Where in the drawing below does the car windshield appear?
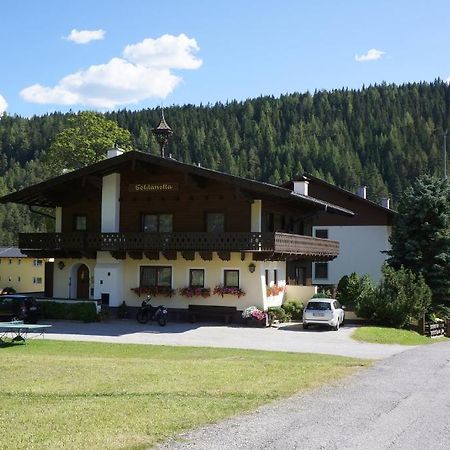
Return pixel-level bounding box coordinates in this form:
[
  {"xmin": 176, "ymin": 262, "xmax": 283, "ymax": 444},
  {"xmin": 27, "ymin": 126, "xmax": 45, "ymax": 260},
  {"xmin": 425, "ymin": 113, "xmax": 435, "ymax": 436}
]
[{"xmin": 306, "ymin": 301, "xmax": 331, "ymax": 311}]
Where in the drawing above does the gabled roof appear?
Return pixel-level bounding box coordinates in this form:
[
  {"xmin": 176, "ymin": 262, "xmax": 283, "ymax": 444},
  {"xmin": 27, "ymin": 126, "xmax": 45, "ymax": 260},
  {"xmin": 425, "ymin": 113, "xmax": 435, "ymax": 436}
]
[
  {"xmin": 0, "ymin": 151, "xmax": 354, "ymax": 216},
  {"xmin": 282, "ymin": 173, "xmax": 395, "ymax": 216}
]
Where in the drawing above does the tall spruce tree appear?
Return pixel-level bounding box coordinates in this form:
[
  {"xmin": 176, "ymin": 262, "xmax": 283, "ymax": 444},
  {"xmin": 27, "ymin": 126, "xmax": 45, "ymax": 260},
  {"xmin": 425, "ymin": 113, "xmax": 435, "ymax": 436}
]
[{"xmin": 388, "ymin": 175, "xmax": 450, "ymax": 305}]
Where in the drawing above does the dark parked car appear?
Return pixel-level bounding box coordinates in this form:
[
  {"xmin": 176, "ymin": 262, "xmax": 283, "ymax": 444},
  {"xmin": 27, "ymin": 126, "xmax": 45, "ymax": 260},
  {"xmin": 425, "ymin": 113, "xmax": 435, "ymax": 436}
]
[{"xmin": 0, "ymin": 295, "xmax": 40, "ymax": 323}]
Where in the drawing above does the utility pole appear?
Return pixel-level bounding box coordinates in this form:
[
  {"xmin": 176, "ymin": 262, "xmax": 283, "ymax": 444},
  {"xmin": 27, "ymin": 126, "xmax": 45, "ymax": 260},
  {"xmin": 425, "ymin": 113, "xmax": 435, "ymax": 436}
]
[{"xmin": 445, "ymin": 130, "xmax": 448, "ymax": 180}]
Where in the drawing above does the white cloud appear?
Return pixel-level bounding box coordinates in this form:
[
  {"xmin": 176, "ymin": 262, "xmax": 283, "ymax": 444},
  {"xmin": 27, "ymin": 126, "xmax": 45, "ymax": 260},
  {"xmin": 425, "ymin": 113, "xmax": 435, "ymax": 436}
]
[
  {"xmin": 20, "ymin": 34, "xmax": 201, "ymax": 109},
  {"xmin": 66, "ymin": 28, "xmax": 106, "ymax": 44},
  {"xmin": 21, "ymin": 58, "xmax": 180, "ymax": 109},
  {"xmin": 355, "ymin": 48, "xmax": 385, "ymax": 62},
  {"xmin": 123, "ymin": 33, "xmax": 202, "ymax": 69},
  {"xmin": 0, "ymin": 94, "xmax": 7, "ymax": 115}
]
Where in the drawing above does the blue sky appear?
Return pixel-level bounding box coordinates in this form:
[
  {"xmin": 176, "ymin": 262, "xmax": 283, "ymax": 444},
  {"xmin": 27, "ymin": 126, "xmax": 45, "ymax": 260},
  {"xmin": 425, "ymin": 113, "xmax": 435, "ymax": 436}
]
[{"xmin": 1, "ymin": 0, "xmax": 449, "ymax": 117}]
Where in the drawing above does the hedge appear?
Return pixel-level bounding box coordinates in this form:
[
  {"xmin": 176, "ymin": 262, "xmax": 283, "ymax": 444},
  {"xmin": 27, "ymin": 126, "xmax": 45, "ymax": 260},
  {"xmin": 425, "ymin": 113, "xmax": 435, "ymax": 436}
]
[{"xmin": 37, "ymin": 301, "xmax": 98, "ymax": 323}]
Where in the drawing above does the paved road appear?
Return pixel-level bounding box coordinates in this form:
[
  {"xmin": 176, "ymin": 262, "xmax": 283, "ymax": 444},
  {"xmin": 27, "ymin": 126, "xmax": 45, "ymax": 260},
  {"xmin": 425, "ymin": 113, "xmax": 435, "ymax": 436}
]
[
  {"xmin": 40, "ymin": 319, "xmax": 411, "ymax": 359},
  {"xmin": 158, "ymin": 341, "xmax": 450, "ymax": 450}
]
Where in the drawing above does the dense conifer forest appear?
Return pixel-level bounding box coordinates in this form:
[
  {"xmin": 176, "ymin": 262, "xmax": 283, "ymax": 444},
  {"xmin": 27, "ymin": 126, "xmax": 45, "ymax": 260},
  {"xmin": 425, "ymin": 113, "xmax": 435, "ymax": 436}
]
[{"xmin": 0, "ymin": 80, "xmax": 449, "ymax": 244}]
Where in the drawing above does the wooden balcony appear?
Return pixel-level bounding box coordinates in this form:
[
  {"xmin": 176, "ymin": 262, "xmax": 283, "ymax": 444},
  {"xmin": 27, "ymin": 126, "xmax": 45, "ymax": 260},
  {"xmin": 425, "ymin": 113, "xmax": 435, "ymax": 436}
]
[{"xmin": 18, "ymin": 232, "xmax": 339, "ymax": 261}]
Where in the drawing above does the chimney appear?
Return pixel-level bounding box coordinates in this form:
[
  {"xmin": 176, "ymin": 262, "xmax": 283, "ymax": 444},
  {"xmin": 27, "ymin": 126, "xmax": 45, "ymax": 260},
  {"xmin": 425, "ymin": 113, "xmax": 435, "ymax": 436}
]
[
  {"xmin": 356, "ymin": 186, "xmax": 367, "ymax": 199},
  {"xmin": 293, "ymin": 178, "xmax": 309, "ymax": 196},
  {"xmin": 107, "ymin": 144, "xmax": 124, "ymax": 159},
  {"xmin": 380, "ymin": 197, "xmax": 390, "ymax": 209}
]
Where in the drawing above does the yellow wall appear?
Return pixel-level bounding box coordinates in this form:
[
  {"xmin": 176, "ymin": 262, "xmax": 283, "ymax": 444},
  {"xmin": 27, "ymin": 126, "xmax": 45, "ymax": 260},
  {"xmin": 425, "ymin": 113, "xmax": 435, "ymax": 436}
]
[
  {"xmin": 0, "ymin": 257, "xmax": 46, "ymax": 293},
  {"xmin": 285, "ymin": 285, "xmax": 318, "ymax": 303},
  {"xmin": 52, "ymin": 252, "xmax": 288, "ymax": 311}
]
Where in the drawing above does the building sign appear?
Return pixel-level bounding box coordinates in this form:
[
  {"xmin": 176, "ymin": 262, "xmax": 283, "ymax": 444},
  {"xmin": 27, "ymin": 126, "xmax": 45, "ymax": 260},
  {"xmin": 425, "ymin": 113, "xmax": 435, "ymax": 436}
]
[{"xmin": 129, "ymin": 183, "xmax": 179, "ymax": 192}]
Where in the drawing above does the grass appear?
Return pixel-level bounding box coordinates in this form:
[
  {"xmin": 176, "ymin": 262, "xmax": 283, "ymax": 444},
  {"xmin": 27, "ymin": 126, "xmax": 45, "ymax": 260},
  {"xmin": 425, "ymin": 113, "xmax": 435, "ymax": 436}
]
[
  {"xmin": 0, "ymin": 340, "xmax": 370, "ymax": 450},
  {"xmin": 352, "ymin": 326, "xmax": 448, "ymax": 345}
]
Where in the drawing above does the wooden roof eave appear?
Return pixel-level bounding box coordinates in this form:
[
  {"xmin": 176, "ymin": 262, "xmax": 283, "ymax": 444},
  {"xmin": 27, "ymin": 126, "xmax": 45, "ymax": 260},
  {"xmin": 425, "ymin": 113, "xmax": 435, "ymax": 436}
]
[{"xmin": 0, "ymin": 151, "xmax": 353, "ymax": 216}]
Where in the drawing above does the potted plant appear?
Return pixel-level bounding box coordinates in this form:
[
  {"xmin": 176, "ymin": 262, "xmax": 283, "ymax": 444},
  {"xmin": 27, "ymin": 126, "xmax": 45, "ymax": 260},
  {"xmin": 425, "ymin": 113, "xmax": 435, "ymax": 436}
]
[{"xmin": 242, "ymin": 306, "xmax": 268, "ymax": 327}]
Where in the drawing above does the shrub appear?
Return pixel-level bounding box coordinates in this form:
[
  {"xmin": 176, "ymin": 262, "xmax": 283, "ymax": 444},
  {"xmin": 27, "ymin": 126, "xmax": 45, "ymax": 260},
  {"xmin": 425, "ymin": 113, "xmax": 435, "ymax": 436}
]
[
  {"xmin": 117, "ymin": 301, "xmax": 129, "ymax": 319},
  {"xmin": 355, "ymin": 264, "xmax": 432, "ymax": 328},
  {"xmin": 312, "ymin": 290, "xmax": 332, "ymax": 299},
  {"xmin": 268, "ymin": 306, "xmax": 291, "ymax": 325},
  {"xmin": 38, "ymin": 301, "xmax": 98, "ymax": 323},
  {"xmin": 336, "ymin": 273, "xmax": 374, "ymax": 309},
  {"xmin": 281, "ymin": 300, "xmax": 304, "ymax": 320}
]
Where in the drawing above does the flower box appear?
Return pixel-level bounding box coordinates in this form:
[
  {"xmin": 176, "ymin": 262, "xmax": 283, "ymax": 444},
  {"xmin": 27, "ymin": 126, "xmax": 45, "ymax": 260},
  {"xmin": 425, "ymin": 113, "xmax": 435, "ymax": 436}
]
[
  {"xmin": 266, "ymin": 285, "xmax": 285, "ymax": 297},
  {"xmin": 179, "ymin": 287, "xmax": 211, "ymax": 298},
  {"xmin": 213, "ymin": 285, "xmax": 246, "ymax": 298},
  {"xmin": 131, "ymin": 286, "xmax": 175, "ymax": 297}
]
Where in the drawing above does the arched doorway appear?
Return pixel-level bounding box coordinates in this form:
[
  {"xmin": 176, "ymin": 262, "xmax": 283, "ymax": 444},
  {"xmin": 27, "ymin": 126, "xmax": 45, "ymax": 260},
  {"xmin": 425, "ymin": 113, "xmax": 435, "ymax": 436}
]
[{"xmin": 76, "ymin": 264, "xmax": 90, "ymax": 298}]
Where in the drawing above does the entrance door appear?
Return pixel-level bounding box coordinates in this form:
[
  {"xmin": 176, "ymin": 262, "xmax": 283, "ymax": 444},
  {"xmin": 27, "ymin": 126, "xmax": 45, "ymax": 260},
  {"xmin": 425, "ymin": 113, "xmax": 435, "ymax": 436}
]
[{"xmin": 76, "ymin": 264, "xmax": 90, "ymax": 298}]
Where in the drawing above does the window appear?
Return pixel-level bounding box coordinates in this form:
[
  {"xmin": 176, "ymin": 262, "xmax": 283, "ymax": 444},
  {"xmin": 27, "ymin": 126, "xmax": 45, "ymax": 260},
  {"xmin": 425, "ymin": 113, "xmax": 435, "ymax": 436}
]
[
  {"xmin": 33, "ymin": 277, "xmax": 43, "ymax": 284},
  {"xmin": 206, "ymin": 213, "xmax": 225, "ymax": 232},
  {"xmin": 266, "ymin": 213, "xmax": 274, "ymax": 232},
  {"xmin": 142, "ymin": 214, "xmax": 173, "ymax": 232},
  {"xmin": 315, "ymin": 262, "xmax": 328, "ymax": 279},
  {"xmin": 274, "ymin": 269, "xmax": 278, "ymax": 285},
  {"xmin": 74, "ymin": 215, "xmax": 87, "ymax": 231},
  {"xmin": 189, "ymin": 269, "xmax": 205, "ymax": 288},
  {"xmin": 265, "ymin": 269, "xmax": 269, "ymax": 287},
  {"xmin": 224, "ymin": 269, "xmax": 239, "ymax": 288},
  {"xmin": 18, "ymin": 276, "xmax": 21, "ymax": 282},
  {"xmin": 18, "ymin": 259, "xmax": 21, "ymax": 265},
  {"xmin": 140, "ymin": 266, "xmax": 172, "ymax": 288},
  {"xmin": 8, "ymin": 259, "xmax": 12, "ymax": 265},
  {"xmin": 33, "ymin": 259, "xmax": 43, "ymax": 267},
  {"xmin": 315, "ymin": 229, "xmax": 329, "ymax": 239}
]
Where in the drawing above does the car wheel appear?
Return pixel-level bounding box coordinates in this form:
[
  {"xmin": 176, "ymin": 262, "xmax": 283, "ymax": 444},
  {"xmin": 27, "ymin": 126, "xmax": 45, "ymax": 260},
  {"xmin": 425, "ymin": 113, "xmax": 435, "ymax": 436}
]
[
  {"xmin": 303, "ymin": 323, "xmax": 309, "ymax": 330},
  {"xmin": 332, "ymin": 322, "xmax": 339, "ymax": 331}
]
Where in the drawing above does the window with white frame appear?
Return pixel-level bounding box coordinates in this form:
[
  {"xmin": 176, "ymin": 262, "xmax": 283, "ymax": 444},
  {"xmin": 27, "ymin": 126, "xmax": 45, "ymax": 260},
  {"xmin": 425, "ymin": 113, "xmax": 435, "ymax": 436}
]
[
  {"xmin": 33, "ymin": 259, "xmax": 43, "ymax": 267},
  {"xmin": 189, "ymin": 269, "xmax": 205, "ymax": 288},
  {"xmin": 33, "ymin": 277, "xmax": 42, "ymax": 284},
  {"xmin": 315, "ymin": 229, "xmax": 329, "ymax": 239},
  {"xmin": 224, "ymin": 269, "xmax": 239, "ymax": 288},
  {"xmin": 140, "ymin": 266, "xmax": 172, "ymax": 287}
]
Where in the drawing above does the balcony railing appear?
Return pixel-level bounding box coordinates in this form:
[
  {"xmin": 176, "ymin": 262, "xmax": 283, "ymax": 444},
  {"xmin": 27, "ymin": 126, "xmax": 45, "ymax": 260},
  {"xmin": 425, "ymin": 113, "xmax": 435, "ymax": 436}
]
[{"xmin": 18, "ymin": 232, "xmax": 339, "ymax": 259}]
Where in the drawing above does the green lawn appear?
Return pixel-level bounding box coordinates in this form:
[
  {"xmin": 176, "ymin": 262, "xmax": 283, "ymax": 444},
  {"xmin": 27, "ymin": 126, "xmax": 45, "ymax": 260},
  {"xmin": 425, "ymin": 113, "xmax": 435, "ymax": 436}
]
[
  {"xmin": 352, "ymin": 326, "xmax": 448, "ymax": 345},
  {"xmin": 0, "ymin": 340, "xmax": 369, "ymax": 450}
]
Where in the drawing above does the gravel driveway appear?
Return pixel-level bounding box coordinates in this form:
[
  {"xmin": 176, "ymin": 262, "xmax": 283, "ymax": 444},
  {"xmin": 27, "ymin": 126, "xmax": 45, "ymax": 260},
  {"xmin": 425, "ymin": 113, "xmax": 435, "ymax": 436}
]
[
  {"xmin": 41, "ymin": 319, "xmax": 411, "ymax": 359},
  {"xmin": 158, "ymin": 340, "xmax": 450, "ymax": 450}
]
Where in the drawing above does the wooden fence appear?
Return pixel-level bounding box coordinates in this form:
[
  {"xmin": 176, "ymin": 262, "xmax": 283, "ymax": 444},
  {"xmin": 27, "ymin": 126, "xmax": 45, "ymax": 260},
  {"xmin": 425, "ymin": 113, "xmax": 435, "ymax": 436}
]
[{"xmin": 417, "ymin": 316, "xmax": 450, "ymax": 338}]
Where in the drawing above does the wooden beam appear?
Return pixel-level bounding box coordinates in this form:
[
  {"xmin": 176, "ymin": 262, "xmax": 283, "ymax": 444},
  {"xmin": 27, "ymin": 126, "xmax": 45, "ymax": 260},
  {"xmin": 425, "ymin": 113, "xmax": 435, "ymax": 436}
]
[
  {"xmin": 144, "ymin": 251, "xmax": 159, "ymax": 260},
  {"xmin": 199, "ymin": 251, "xmax": 212, "ymax": 261},
  {"xmin": 240, "ymin": 252, "xmax": 246, "ymax": 261},
  {"xmin": 129, "ymin": 251, "xmax": 143, "ymax": 260},
  {"xmin": 217, "ymin": 251, "xmax": 230, "ymax": 261},
  {"xmin": 110, "ymin": 251, "xmax": 126, "ymax": 260},
  {"xmin": 181, "ymin": 251, "xmax": 195, "ymax": 261},
  {"xmin": 162, "ymin": 250, "xmax": 177, "ymax": 260}
]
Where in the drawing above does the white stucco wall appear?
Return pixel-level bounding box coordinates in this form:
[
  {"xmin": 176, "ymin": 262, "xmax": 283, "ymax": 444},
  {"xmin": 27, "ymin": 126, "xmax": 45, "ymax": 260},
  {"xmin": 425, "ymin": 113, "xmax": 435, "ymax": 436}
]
[
  {"xmin": 53, "ymin": 258, "xmax": 96, "ymax": 299},
  {"xmin": 312, "ymin": 225, "xmax": 391, "ymax": 285},
  {"xmin": 101, "ymin": 173, "xmax": 121, "ymax": 232}
]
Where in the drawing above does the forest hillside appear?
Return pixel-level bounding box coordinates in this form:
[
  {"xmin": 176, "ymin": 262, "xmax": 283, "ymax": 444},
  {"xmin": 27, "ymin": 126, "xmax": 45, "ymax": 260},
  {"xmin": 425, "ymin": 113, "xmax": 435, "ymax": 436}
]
[{"xmin": 0, "ymin": 80, "xmax": 448, "ymax": 244}]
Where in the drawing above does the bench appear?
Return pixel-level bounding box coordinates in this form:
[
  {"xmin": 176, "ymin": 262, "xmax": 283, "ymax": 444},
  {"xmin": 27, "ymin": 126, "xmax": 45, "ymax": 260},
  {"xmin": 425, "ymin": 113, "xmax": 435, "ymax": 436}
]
[{"xmin": 188, "ymin": 304, "xmax": 237, "ymax": 324}]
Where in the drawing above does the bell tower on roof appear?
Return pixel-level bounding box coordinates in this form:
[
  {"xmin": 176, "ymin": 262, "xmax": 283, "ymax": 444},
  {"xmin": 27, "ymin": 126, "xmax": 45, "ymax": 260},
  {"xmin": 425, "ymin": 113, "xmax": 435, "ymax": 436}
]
[{"xmin": 152, "ymin": 109, "xmax": 173, "ymax": 158}]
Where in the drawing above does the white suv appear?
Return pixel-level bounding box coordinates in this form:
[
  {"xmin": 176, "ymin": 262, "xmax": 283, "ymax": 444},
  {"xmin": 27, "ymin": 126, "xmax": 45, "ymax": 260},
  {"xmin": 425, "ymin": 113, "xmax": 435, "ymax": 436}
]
[{"xmin": 302, "ymin": 299, "xmax": 345, "ymax": 331}]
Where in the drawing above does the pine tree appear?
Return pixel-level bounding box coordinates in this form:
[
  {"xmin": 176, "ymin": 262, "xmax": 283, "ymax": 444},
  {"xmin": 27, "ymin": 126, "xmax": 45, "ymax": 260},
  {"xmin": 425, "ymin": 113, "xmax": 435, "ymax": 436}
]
[{"xmin": 388, "ymin": 175, "xmax": 450, "ymax": 305}]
